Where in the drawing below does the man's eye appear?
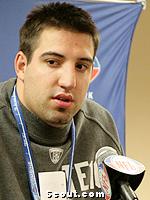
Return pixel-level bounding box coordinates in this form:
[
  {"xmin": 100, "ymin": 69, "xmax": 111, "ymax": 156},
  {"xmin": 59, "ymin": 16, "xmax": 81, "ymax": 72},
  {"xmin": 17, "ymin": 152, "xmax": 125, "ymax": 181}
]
[
  {"xmin": 46, "ymin": 59, "xmax": 60, "ymax": 67},
  {"xmin": 76, "ymin": 63, "xmax": 88, "ymax": 72},
  {"xmin": 47, "ymin": 60, "xmax": 57, "ymax": 65}
]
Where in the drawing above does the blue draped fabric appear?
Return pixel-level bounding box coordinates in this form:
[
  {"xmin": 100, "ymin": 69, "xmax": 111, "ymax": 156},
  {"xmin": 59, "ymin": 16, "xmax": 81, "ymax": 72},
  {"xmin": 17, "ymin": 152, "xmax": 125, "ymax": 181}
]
[{"xmin": 0, "ymin": 0, "xmax": 142, "ymax": 149}]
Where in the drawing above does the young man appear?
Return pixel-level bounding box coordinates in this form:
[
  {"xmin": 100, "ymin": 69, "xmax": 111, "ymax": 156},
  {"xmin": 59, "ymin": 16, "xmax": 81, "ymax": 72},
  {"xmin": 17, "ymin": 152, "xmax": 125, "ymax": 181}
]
[{"xmin": 0, "ymin": 2, "xmax": 122, "ymax": 199}]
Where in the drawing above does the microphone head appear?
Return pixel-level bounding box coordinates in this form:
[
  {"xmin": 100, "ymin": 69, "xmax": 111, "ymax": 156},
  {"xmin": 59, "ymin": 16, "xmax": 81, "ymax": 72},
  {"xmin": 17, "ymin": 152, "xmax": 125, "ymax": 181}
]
[
  {"xmin": 95, "ymin": 146, "xmax": 145, "ymax": 199},
  {"xmin": 104, "ymin": 155, "xmax": 145, "ymax": 191},
  {"xmin": 95, "ymin": 146, "xmax": 117, "ymax": 165},
  {"xmin": 104, "ymin": 155, "xmax": 145, "ymax": 175},
  {"xmin": 95, "ymin": 146, "xmax": 117, "ymax": 200}
]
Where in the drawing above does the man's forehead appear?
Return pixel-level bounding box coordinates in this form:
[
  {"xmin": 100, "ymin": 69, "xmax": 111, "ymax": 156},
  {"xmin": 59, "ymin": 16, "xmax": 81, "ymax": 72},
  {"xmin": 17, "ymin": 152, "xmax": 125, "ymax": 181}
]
[{"xmin": 33, "ymin": 27, "xmax": 95, "ymax": 59}]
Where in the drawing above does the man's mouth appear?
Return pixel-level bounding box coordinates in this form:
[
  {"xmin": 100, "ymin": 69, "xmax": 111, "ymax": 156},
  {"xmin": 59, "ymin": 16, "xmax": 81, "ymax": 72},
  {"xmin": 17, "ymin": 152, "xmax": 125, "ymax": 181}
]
[{"xmin": 52, "ymin": 93, "xmax": 73, "ymax": 108}]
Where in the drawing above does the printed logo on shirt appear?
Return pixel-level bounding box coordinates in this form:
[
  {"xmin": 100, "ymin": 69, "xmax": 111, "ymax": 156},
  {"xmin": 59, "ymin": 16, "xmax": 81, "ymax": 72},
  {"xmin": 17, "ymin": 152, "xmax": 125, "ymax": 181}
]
[
  {"xmin": 62, "ymin": 160, "xmax": 101, "ymax": 192},
  {"xmin": 49, "ymin": 148, "xmax": 64, "ymax": 164}
]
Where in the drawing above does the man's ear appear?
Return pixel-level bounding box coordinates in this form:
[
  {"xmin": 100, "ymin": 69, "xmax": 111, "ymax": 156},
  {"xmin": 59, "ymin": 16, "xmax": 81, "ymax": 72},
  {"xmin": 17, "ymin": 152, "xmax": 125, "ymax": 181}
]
[{"xmin": 14, "ymin": 51, "xmax": 27, "ymax": 81}]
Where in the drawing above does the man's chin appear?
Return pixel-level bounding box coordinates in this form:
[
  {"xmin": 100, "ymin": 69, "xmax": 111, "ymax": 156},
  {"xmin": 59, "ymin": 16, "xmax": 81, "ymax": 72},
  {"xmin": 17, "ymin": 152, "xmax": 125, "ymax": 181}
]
[
  {"xmin": 45, "ymin": 117, "xmax": 71, "ymax": 128},
  {"xmin": 43, "ymin": 108, "xmax": 76, "ymax": 128}
]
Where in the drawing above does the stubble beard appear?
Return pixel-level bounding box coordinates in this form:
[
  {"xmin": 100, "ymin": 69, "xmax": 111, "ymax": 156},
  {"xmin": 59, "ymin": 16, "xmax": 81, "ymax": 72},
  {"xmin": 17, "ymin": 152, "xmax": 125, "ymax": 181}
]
[{"xmin": 39, "ymin": 105, "xmax": 76, "ymax": 128}]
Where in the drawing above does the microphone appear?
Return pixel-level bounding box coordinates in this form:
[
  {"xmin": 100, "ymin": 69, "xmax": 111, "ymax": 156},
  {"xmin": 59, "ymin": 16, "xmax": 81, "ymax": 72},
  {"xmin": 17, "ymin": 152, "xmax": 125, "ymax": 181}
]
[{"xmin": 95, "ymin": 146, "xmax": 145, "ymax": 200}]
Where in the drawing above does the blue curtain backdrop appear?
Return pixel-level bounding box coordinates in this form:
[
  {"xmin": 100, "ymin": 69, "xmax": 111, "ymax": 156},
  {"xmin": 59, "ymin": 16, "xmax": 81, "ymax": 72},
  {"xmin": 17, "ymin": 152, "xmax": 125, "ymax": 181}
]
[{"xmin": 0, "ymin": 0, "xmax": 142, "ymax": 149}]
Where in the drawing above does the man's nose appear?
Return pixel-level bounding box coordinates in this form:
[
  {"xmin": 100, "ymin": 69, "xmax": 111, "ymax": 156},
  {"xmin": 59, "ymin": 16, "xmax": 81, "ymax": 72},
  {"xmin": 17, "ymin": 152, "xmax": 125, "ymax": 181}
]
[{"xmin": 58, "ymin": 64, "xmax": 77, "ymax": 90}]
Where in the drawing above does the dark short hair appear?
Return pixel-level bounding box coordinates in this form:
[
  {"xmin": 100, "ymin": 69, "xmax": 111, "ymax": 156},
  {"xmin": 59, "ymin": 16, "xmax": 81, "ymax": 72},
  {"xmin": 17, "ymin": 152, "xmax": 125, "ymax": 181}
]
[{"xmin": 19, "ymin": 2, "xmax": 99, "ymax": 63}]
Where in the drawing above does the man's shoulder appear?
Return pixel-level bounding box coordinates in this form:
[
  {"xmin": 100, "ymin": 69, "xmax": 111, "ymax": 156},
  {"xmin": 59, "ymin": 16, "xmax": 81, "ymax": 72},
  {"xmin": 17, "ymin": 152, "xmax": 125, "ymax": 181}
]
[
  {"xmin": 79, "ymin": 99, "xmax": 122, "ymax": 153},
  {"xmin": 80, "ymin": 99, "xmax": 119, "ymax": 138},
  {"xmin": 0, "ymin": 78, "xmax": 16, "ymax": 109},
  {"xmin": 81, "ymin": 98, "xmax": 113, "ymax": 124}
]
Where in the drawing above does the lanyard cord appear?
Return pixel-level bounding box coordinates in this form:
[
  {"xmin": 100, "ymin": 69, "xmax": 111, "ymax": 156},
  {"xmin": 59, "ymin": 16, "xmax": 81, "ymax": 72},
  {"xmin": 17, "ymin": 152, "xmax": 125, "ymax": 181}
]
[
  {"xmin": 10, "ymin": 86, "xmax": 76, "ymax": 200},
  {"xmin": 67, "ymin": 120, "xmax": 76, "ymax": 194}
]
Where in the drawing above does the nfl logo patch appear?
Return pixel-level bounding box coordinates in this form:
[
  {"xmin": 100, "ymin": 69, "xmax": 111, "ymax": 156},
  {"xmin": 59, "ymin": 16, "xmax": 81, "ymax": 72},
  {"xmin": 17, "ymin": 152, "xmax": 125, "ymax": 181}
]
[
  {"xmin": 49, "ymin": 148, "xmax": 64, "ymax": 164},
  {"xmin": 91, "ymin": 56, "xmax": 101, "ymax": 82}
]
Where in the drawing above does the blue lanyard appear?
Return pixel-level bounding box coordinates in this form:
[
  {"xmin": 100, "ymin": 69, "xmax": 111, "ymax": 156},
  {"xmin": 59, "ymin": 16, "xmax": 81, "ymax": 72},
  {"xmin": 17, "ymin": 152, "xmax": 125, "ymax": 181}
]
[{"xmin": 10, "ymin": 86, "xmax": 76, "ymax": 200}]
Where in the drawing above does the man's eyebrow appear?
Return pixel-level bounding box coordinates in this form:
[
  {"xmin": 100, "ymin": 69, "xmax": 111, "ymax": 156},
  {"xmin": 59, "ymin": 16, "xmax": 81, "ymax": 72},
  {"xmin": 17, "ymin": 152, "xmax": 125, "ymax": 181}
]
[
  {"xmin": 40, "ymin": 51, "xmax": 93, "ymax": 63},
  {"xmin": 79, "ymin": 57, "xmax": 93, "ymax": 64},
  {"xmin": 40, "ymin": 51, "xmax": 64, "ymax": 59}
]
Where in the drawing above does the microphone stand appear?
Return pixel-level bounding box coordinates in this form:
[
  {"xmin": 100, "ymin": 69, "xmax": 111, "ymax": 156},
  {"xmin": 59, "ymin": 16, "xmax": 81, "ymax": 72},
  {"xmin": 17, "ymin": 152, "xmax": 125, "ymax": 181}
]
[{"xmin": 120, "ymin": 182, "xmax": 139, "ymax": 200}]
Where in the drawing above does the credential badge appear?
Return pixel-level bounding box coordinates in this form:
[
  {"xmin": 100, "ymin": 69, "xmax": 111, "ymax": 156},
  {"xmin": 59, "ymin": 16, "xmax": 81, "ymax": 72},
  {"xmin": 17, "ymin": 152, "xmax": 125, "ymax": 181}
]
[{"xmin": 49, "ymin": 148, "xmax": 64, "ymax": 164}]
